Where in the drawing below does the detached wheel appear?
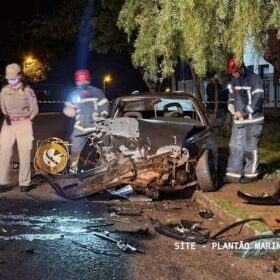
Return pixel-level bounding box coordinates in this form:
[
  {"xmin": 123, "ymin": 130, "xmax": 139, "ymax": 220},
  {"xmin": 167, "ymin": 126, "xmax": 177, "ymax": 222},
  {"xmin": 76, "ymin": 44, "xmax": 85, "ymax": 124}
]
[{"xmin": 195, "ymin": 149, "xmax": 217, "ymax": 192}]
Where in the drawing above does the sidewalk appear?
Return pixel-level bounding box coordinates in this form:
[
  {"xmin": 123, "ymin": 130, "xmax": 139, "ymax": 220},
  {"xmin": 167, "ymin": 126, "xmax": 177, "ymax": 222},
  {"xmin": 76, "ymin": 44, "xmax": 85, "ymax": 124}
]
[{"xmin": 194, "ymin": 180, "xmax": 279, "ymax": 235}]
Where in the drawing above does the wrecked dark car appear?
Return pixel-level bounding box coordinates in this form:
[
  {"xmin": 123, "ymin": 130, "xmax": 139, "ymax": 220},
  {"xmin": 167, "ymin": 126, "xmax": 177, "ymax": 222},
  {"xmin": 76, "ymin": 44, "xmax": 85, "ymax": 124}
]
[{"xmin": 37, "ymin": 92, "xmax": 218, "ymax": 199}]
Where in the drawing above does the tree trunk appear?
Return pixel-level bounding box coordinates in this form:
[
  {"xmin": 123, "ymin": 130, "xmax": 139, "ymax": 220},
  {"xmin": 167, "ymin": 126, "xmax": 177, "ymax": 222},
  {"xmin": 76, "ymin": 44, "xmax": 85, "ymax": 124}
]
[
  {"xmin": 171, "ymin": 73, "xmax": 177, "ymax": 91},
  {"xmin": 264, "ymin": 29, "xmax": 280, "ymax": 85},
  {"xmin": 145, "ymin": 80, "xmax": 157, "ymax": 94},
  {"xmin": 213, "ymin": 79, "xmax": 219, "ymax": 120},
  {"xmin": 187, "ymin": 62, "xmax": 203, "ymax": 102}
]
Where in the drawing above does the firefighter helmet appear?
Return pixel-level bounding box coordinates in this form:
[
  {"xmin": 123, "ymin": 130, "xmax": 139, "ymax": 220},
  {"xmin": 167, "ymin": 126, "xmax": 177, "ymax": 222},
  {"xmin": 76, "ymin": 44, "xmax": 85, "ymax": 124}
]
[
  {"xmin": 75, "ymin": 69, "xmax": 90, "ymax": 83},
  {"xmin": 227, "ymin": 58, "xmax": 242, "ymax": 75}
]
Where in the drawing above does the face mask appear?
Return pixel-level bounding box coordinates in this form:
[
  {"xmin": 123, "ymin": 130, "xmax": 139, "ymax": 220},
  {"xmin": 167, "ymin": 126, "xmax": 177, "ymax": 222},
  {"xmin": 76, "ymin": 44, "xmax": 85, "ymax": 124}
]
[{"xmin": 8, "ymin": 78, "xmax": 20, "ymax": 85}]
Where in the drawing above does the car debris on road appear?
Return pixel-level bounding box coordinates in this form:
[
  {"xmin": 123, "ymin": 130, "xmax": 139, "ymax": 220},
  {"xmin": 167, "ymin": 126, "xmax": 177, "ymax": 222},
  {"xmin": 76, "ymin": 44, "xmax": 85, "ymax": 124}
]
[{"xmin": 238, "ymin": 182, "xmax": 280, "ymax": 205}]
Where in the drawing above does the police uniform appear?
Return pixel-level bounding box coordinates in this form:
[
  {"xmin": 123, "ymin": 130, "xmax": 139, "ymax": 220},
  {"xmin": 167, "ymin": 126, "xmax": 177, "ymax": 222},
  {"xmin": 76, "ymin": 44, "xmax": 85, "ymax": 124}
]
[
  {"xmin": 226, "ymin": 68, "xmax": 264, "ymax": 182},
  {"xmin": 0, "ymin": 68, "xmax": 39, "ymax": 187},
  {"xmin": 65, "ymin": 85, "xmax": 109, "ymax": 171}
]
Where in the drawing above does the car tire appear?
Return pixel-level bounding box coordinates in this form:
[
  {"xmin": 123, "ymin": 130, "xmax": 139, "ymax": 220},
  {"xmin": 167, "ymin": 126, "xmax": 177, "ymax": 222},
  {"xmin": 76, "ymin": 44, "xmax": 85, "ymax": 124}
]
[{"xmin": 195, "ymin": 149, "xmax": 217, "ymax": 192}]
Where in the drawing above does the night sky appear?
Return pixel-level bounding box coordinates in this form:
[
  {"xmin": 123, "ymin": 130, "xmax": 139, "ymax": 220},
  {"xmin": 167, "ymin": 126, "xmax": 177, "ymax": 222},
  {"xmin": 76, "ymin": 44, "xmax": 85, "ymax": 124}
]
[{"xmin": 0, "ymin": 1, "xmax": 148, "ymax": 99}]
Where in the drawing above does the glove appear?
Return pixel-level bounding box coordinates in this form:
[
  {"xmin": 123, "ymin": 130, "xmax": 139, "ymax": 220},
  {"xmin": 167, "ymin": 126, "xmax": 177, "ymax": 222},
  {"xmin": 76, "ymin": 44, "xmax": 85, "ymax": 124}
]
[{"xmin": 63, "ymin": 106, "xmax": 76, "ymax": 118}]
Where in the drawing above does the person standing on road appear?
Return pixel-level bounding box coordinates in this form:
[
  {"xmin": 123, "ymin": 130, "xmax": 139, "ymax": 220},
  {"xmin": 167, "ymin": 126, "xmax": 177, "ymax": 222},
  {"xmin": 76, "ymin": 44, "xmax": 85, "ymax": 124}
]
[
  {"xmin": 63, "ymin": 69, "xmax": 109, "ymax": 173},
  {"xmin": 0, "ymin": 63, "xmax": 39, "ymax": 192},
  {"xmin": 224, "ymin": 58, "xmax": 265, "ymax": 184}
]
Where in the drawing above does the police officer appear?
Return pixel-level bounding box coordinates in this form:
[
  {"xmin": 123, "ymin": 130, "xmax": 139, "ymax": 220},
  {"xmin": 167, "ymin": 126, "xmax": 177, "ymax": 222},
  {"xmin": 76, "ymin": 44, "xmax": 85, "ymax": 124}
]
[
  {"xmin": 63, "ymin": 69, "xmax": 109, "ymax": 173},
  {"xmin": 224, "ymin": 58, "xmax": 264, "ymax": 184},
  {"xmin": 0, "ymin": 63, "xmax": 39, "ymax": 191}
]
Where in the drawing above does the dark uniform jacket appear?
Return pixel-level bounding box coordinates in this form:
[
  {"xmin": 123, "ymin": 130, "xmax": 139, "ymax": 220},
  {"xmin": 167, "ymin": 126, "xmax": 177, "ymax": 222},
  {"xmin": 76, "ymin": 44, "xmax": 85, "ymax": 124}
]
[
  {"xmin": 228, "ymin": 68, "xmax": 264, "ymax": 126},
  {"xmin": 73, "ymin": 86, "xmax": 109, "ymax": 132}
]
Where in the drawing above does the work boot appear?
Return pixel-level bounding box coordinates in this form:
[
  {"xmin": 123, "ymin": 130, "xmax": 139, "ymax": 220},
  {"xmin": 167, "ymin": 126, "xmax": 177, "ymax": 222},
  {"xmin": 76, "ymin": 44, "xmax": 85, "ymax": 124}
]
[
  {"xmin": 223, "ymin": 176, "xmax": 240, "ymax": 184},
  {"xmin": 20, "ymin": 185, "xmax": 32, "ymax": 192},
  {"xmin": 240, "ymin": 177, "xmax": 258, "ymax": 184}
]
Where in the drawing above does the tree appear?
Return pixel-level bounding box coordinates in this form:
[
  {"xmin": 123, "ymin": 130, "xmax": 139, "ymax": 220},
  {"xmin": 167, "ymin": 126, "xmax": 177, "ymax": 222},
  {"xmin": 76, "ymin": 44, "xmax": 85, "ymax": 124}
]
[
  {"xmin": 117, "ymin": 0, "xmax": 280, "ymax": 97},
  {"xmin": 29, "ymin": 0, "xmax": 128, "ymax": 55},
  {"xmin": 23, "ymin": 57, "xmax": 50, "ymax": 83}
]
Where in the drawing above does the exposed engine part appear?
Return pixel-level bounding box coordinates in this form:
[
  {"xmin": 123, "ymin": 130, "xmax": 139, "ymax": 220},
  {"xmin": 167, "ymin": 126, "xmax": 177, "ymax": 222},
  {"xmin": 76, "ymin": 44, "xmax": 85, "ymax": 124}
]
[{"xmin": 36, "ymin": 117, "xmax": 217, "ymax": 199}]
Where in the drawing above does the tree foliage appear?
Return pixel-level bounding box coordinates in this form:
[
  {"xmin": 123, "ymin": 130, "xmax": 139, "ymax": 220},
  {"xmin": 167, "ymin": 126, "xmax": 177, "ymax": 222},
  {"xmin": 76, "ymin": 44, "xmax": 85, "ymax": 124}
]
[
  {"xmin": 118, "ymin": 0, "xmax": 280, "ymax": 82},
  {"xmin": 29, "ymin": 0, "xmax": 127, "ymax": 55},
  {"xmin": 23, "ymin": 58, "xmax": 50, "ymax": 83}
]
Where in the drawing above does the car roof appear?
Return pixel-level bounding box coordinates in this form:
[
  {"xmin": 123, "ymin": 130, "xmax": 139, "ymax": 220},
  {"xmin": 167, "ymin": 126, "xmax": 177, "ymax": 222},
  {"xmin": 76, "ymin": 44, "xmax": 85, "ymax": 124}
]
[{"xmin": 115, "ymin": 91, "xmax": 197, "ymax": 100}]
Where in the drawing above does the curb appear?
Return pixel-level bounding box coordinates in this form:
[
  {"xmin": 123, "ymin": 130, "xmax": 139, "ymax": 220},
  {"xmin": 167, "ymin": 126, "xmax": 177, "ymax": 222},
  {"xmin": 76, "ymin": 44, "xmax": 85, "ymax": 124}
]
[{"xmin": 194, "ymin": 190, "xmax": 261, "ymax": 236}]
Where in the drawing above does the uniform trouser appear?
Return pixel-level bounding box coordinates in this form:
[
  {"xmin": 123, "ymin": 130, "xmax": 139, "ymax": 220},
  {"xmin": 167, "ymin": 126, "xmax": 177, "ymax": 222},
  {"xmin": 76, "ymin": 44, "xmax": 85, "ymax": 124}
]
[
  {"xmin": 0, "ymin": 120, "xmax": 34, "ymax": 186},
  {"xmin": 69, "ymin": 128, "xmax": 89, "ymax": 170},
  {"xmin": 226, "ymin": 123, "xmax": 263, "ymax": 179}
]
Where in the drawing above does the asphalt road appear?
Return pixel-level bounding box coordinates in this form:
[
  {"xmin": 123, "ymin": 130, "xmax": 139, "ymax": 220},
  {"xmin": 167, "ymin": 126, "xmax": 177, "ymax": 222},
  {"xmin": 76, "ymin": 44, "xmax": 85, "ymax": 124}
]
[{"xmin": 0, "ymin": 198, "xmax": 128, "ymax": 280}]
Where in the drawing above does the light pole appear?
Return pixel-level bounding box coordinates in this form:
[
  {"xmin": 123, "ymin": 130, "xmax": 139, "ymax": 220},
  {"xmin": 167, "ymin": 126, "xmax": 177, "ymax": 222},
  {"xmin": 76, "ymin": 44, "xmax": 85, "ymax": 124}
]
[{"xmin": 103, "ymin": 74, "xmax": 112, "ymax": 94}]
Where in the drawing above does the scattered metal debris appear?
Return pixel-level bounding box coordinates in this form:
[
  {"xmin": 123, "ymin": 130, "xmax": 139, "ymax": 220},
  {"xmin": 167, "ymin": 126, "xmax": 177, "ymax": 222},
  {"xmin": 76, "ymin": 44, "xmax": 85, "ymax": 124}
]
[
  {"xmin": 267, "ymin": 265, "xmax": 280, "ymax": 273},
  {"xmin": 72, "ymin": 240, "xmax": 119, "ymax": 256},
  {"xmin": 108, "ymin": 185, "xmax": 133, "ymax": 198},
  {"xmin": 107, "ymin": 207, "xmax": 143, "ymax": 217},
  {"xmin": 149, "ymin": 217, "xmax": 209, "ymax": 244},
  {"xmin": 238, "ymin": 182, "xmax": 280, "ymax": 205},
  {"xmin": 199, "ymin": 209, "xmax": 214, "ymax": 219},
  {"xmin": 180, "ymin": 220, "xmax": 202, "ymax": 231},
  {"xmin": 92, "ymin": 231, "xmax": 145, "ymax": 254},
  {"xmin": 150, "ymin": 217, "xmax": 280, "ymax": 248}
]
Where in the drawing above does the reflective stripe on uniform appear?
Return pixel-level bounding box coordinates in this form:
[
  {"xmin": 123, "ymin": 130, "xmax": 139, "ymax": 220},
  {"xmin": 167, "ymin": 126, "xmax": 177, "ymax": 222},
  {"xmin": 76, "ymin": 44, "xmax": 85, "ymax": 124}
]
[
  {"xmin": 246, "ymin": 105, "xmax": 253, "ymax": 113},
  {"xmin": 234, "ymin": 116, "xmax": 264, "ymax": 125},
  {"xmin": 251, "ymin": 88, "xmax": 264, "ymax": 95},
  {"xmin": 252, "ymin": 150, "xmax": 258, "ymax": 174},
  {"xmin": 74, "ymin": 123, "xmax": 96, "ymax": 132},
  {"xmin": 244, "ymin": 173, "xmax": 258, "ymax": 178},
  {"xmin": 80, "ymin": 98, "xmax": 98, "ymax": 103},
  {"xmin": 100, "ymin": 110, "xmax": 109, "ymax": 116},
  {"xmin": 97, "ymin": 98, "xmax": 108, "ymax": 106},
  {"xmin": 225, "ymin": 172, "xmax": 242, "ymax": 178}
]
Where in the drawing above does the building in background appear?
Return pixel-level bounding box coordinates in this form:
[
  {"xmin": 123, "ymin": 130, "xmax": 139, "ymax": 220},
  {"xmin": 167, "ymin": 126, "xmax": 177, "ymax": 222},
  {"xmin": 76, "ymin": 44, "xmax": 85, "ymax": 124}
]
[{"xmin": 177, "ymin": 44, "xmax": 280, "ymax": 109}]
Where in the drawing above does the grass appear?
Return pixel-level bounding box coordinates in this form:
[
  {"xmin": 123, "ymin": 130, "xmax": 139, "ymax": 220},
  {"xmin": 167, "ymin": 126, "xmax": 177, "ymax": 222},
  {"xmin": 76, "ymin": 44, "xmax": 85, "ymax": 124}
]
[{"xmin": 216, "ymin": 200, "xmax": 271, "ymax": 233}]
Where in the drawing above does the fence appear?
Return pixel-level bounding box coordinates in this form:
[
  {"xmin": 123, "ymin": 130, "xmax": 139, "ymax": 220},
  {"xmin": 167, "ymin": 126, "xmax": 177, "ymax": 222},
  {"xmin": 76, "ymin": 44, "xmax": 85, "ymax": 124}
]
[{"xmin": 178, "ymin": 78, "xmax": 280, "ymax": 108}]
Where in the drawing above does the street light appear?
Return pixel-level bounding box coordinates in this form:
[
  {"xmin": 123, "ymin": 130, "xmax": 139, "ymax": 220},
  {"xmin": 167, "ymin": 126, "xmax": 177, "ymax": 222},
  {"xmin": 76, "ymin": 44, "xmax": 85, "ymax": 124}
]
[
  {"xmin": 23, "ymin": 56, "xmax": 35, "ymax": 72},
  {"xmin": 103, "ymin": 74, "xmax": 112, "ymax": 93},
  {"xmin": 165, "ymin": 87, "xmax": 171, "ymax": 93}
]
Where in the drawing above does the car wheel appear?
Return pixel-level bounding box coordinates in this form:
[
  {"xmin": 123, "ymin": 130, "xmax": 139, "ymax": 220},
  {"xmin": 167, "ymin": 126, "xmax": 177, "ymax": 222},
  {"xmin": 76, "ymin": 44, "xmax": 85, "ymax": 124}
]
[{"xmin": 195, "ymin": 149, "xmax": 217, "ymax": 192}]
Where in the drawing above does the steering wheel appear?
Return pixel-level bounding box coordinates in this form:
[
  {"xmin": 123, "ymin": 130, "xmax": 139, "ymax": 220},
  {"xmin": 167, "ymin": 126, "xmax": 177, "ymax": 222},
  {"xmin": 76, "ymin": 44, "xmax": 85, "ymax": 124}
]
[{"xmin": 163, "ymin": 102, "xmax": 184, "ymax": 117}]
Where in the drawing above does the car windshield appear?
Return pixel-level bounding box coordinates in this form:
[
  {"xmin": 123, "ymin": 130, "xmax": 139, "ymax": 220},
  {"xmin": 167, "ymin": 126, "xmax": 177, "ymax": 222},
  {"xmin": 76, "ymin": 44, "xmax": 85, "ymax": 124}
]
[{"xmin": 117, "ymin": 97, "xmax": 203, "ymax": 123}]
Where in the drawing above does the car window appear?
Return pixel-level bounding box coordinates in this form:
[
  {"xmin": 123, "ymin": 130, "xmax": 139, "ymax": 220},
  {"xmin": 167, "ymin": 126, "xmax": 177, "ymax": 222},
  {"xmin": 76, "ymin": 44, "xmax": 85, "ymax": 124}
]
[
  {"xmin": 116, "ymin": 97, "xmax": 203, "ymax": 123},
  {"xmin": 154, "ymin": 98, "xmax": 194, "ymax": 111}
]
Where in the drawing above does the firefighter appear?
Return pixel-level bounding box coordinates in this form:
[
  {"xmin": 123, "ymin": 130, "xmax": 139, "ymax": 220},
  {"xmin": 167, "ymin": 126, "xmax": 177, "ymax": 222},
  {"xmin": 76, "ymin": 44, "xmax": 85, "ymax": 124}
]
[
  {"xmin": 0, "ymin": 63, "xmax": 39, "ymax": 192},
  {"xmin": 63, "ymin": 69, "xmax": 109, "ymax": 173},
  {"xmin": 224, "ymin": 58, "xmax": 264, "ymax": 184}
]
